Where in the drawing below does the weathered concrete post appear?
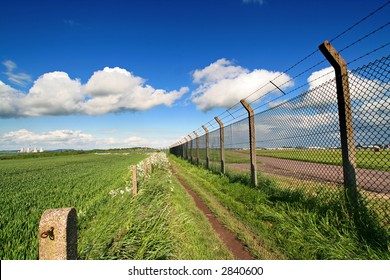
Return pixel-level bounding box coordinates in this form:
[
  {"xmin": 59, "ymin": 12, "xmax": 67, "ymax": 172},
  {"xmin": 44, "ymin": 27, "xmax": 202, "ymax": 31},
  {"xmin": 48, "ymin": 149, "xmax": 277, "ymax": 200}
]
[
  {"xmin": 215, "ymin": 117, "xmax": 225, "ymax": 174},
  {"xmin": 132, "ymin": 165, "xmax": 137, "ymax": 197},
  {"xmin": 184, "ymin": 137, "xmax": 189, "ymax": 160},
  {"xmin": 39, "ymin": 208, "xmax": 77, "ymax": 260},
  {"xmin": 194, "ymin": 131, "xmax": 200, "ymax": 165},
  {"xmin": 188, "ymin": 134, "xmax": 193, "ymax": 163},
  {"xmin": 144, "ymin": 159, "xmax": 148, "ymax": 176},
  {"xmin": 240, "ymin": 99, "xmax": 258, "ymax": 188},
  {"xmin": 202, "ymin": 125, "xmax": 210, "ymax": 169},
  {"xmin": 319, "ymin": 40, "xmax": 357, "ymax": 207},
  {"xmin": 181, "ymin": 141, "xmax": 185, "ymax": 159}
]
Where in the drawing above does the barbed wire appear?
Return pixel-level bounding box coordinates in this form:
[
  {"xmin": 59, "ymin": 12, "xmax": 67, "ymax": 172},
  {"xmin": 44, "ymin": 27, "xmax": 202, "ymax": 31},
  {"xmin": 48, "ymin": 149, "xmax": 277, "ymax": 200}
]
[{"xmin": 329, "ymin": 0, "xmax": 390, "ymax": 43}]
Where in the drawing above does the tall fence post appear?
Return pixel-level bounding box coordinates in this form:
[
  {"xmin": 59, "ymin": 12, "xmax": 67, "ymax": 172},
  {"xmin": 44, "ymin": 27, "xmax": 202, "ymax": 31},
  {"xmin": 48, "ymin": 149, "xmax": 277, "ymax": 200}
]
[
  {"xmin": 184, "ymin": 137, "xmax": 189, "ymax": 160},
  {"xmin": 215, "ymin": 117, "xmax": 225, "ymax": 174},
  {"xmin": 240, "ymin": 99, "xmax": 258, "ymax": 188},
  {"xmin": 132, "ymin": 165, "xmax": 137, "ymax": 197},
  {"xmin": 183, "ymin": 137, "xmax": 188, "ymax": 159},
  {"xmin": 188, "ymin": 134, "xmax": 193, "ymax": 163},
  {"xmin": 181, "ymin": 141, "xmax": 185, "ymax": 159},
  {"xmin": 319, "ymin": 41, "xmax": 358, "ymax": 209},
  {"xmin": 194, "ymin": 131, "xmax": 199, "ymax": 165},
  {"xmin": 202, "ymin": 125, "xmax": 210, "ymax": 169},
  {"xmin": 39, "ymin": 208, "xmax": 77, "ymax": 260}
]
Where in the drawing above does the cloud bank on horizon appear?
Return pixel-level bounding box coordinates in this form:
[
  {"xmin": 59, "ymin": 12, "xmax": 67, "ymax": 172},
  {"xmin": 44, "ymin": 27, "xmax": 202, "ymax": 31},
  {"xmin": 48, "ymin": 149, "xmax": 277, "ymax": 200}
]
[{"xmin": 0, "ymin": 128, "xmax": 149, "ymax": 150}]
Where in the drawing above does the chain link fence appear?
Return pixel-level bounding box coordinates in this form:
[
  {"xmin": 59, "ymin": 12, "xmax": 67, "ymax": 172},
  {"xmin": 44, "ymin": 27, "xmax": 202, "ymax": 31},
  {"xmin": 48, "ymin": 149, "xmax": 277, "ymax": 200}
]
[{"xmin": 170, "ymin": 54, "xmax": 390, "ymax": 231}]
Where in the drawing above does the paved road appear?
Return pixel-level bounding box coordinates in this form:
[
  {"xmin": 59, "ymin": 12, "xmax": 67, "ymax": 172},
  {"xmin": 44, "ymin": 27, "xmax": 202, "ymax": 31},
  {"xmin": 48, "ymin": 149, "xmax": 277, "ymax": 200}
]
[{"xmin": 227, "ymin": 153, "xmax": 390, "ymax": 195}]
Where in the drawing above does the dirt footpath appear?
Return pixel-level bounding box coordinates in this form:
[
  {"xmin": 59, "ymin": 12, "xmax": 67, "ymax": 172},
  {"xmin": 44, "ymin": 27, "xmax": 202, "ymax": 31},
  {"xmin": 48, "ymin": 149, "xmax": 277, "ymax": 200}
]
[{"xmin": 172, "ymin": 168, "xmax": 254, "ymax": 260}]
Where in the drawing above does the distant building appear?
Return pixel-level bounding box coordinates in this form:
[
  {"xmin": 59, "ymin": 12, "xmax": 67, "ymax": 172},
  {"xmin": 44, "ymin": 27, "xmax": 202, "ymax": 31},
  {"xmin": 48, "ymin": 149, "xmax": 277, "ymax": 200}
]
[{"xmin": 19, "ymin": 147, "xmax": 44, "ymax": 153}]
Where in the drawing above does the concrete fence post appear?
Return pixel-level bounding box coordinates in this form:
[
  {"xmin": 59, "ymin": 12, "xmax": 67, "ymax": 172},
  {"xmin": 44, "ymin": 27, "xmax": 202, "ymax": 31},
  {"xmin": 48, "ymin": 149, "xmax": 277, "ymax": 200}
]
[
  {"xmin": 188, "ymin": 134, "xmax": 193, "ymax": 163},
  {"xmin": 39, "ymin": 208, "xmax": 77, "ymax": 260},
  {"xmin": 194, "ymin": 131, "xmax": 199, "ymax": 165},
  {"xmin": 319, "ymin": 40, "xmax": 357, "ymax": 208},
  {"xmin": 215, "ymin": 117, "xmax": 225, "ymax": 174},
  {"xmin": 132, "ymin": 165, "xmax": 137, "ymax": 197},
  {"xmin": 240, "ymin": 99, "xmax": 258, "ymax": 188},
  {"xmin": 184, "ymin": 137, "xmax": 189, "ymax": 160},
  {"xmin": 202, "ymin": 125, "xmax": 210, "ymax": 169},
  {"xmin": 144, "ymin": 159, "xmax": 147, "ymax": 176}
]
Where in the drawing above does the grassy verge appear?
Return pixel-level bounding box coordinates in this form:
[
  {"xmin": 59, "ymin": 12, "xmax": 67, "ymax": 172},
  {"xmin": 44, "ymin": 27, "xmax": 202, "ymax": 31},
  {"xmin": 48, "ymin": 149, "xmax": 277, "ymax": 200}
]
[
  {"xmin": 169, "ymin": 171, "xmax": 233, "ymax": 259},
  {"xmin": 84, "ymin": 155, "xmax": 233, "ymax": 260},
  {"xmin": 170, "ymin": 155, "xmax": 390, "ymax": 259}
]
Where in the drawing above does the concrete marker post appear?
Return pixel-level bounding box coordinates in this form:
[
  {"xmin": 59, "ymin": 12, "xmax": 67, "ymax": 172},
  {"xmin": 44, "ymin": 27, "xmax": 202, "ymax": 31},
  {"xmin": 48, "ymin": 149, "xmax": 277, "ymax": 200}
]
[{"xmin": 39, "ymin": 208, "xmax": 77, "ymax": 260}]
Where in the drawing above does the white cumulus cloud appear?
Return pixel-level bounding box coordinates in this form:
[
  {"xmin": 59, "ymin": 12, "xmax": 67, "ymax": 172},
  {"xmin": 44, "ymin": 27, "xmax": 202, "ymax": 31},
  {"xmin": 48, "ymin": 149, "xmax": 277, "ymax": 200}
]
[
  {"xmin": 22, "ymin": 72, "xmax": 84, "ymax": 116},
  {"xmin": 191, "ymin": 58, "xmax": 293, "ymax": 111},
  {"xmin": 0, "ymin": 66, "xmax": 188, "ymax": 118},
  {"xmin": 83, "ymin": 67, "xmax": 188, "ymax": 115}
]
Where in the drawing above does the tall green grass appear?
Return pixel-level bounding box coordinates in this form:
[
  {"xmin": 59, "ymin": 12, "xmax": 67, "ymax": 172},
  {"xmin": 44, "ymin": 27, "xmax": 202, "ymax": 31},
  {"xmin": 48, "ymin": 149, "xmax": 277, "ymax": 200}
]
[{"xmin": 170, "ymin": 155, "xmax": 390, "ymax": 259}]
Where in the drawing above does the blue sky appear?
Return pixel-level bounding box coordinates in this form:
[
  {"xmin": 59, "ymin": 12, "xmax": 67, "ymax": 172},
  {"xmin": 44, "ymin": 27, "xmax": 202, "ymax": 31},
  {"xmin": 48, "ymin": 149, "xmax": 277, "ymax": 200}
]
[{"xmin": 0, "ymin": 0, "xmax": 389, "ymax": 150}]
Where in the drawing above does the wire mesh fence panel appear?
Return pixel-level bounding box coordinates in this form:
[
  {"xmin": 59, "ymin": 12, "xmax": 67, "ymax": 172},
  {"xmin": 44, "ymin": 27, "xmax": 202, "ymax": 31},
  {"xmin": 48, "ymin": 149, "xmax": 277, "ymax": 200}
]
[
  {"xmin": 224, "ymin": 116, "xmax": 251, "ymax": 173},
  {"xmin": 348, "ymin": 55, "xmax": 390, "ymax": 224},
  {"xmin": 198, "ymin": 133, "xmax": 207, "ymax": 166},
  {"xmin": 209, "ymin": 128, "xmax": 221, "ymax": 171},
  {"xmin": 253, "ymin": 76, "xmax": 344, "ymax": 201}
]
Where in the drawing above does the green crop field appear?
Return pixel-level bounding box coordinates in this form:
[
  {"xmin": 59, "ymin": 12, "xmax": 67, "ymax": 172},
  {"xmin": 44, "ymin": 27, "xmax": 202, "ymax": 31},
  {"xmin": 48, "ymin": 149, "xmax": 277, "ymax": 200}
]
[
  {"xmin": 0, "ymin": 153, "xmax": 146, "ymax": 259},
  {"xmin": 0, "ymin": 152, "xmax": 235, "ymax": 260}
]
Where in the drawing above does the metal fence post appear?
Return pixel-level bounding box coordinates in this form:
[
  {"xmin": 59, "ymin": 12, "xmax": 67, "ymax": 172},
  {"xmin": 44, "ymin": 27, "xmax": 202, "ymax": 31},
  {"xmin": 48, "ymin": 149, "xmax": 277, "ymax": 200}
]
[
  {"xmin": 194, "ymin": 131, "xmax": 200, "ymax": 165},
  {"xmin": 319, "ymin": 40, "xmax": 357, "ymax": 207},
  {"xmin": 215, "ymin": 117, "xmax": 226, "ymax": 174},
  {"xmin": 39, "ymin": 208, "xmax": 77, "ymax": 260},
  {"xmin": 240, "ymin": 99, "xmax": 258, "ymax": 188},
  {"xmin": 202, "ymin": 125, "xmax": 210, "ymax": 169}
]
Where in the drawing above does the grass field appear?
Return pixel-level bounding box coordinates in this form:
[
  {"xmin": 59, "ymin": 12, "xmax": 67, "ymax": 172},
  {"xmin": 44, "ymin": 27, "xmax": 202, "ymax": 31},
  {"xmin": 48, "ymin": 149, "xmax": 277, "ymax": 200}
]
[
  {"xmin": 233, "ymin": 149, "xmax": 390, "ymax": 171},
  {"xmin": 0, "ymin": 153, "xmax": 146, "ymax": 259},
  {"xmin": 0, "ymin": 152, "xmax": 233, "ymax": 260}
]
